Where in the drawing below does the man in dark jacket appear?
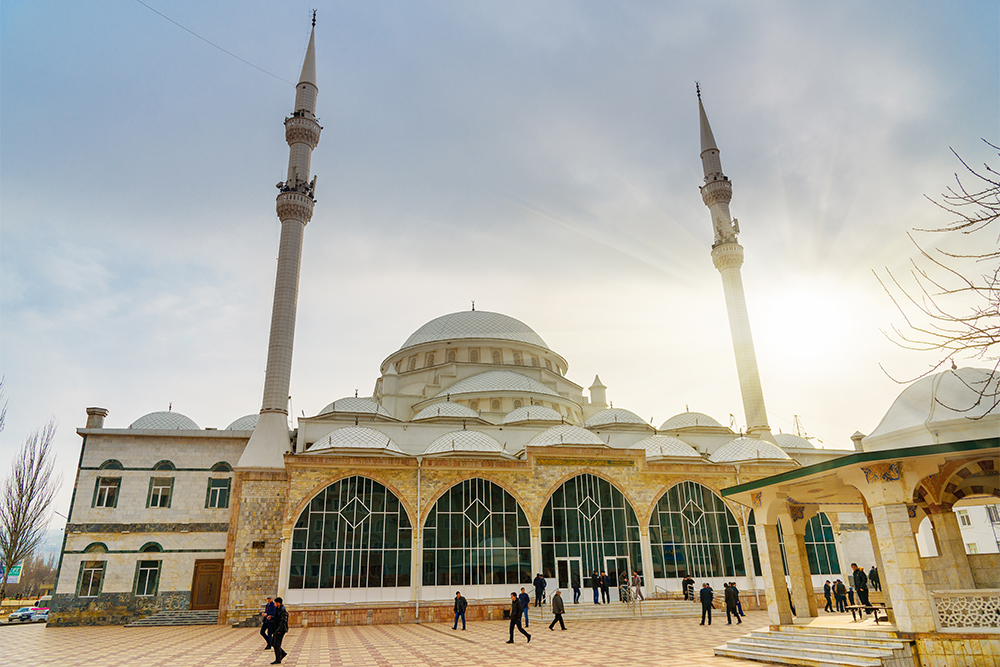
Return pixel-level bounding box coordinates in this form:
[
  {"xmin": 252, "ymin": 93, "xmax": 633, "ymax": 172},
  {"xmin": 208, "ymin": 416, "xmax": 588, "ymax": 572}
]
[
  {"xmin": 533, "ymin": 573, "xmax": 546, "ymax": 607},
  {"xmin": 260, "ymin": 596, "xmax": 275, "ymax": 650},
  {"xmin": 869, "ymin": 566, "xmax": 880, "ymax": 592},
  {"xmin": 571, "ymin": 570, "xmax": 581, "ymax": 604},
  {"xmin": 699, "ymin": 583, "xmax": 714, "ymax": 625},
  {"xmin": 724, "ymin": 583, "xmax": 742, "ymax": 625},
  {"xmin": 271, "ymin": 597, "xmax": 289, "ymax": 665},
  {"xmin": 507, "ymin": 593, "xmax": 531, "ymax": 643},
  {"xmin": 823, "ymin": 581, "xmax": 833, "ymax": 612},
  {"xmin": 548, "ymin": 590, "xmax": 566, "ymax": 630},
  {"xmin": 682, "ymin": 575, "xmax": 694, "ymax": 600},
  {"xmin": 851, "ymin": 563, "xmax": 871, "ymax": 611},
  {"xmin": 518, "ymin": 588, "xmax": 531, "ymax": 627},
  {"xmin": 591, "ymin": 570, "xmax": 600, "ymax": 604},
  {"xmin": 453, "ymin": 591, "xmax": 467, "ymax": 630},
  {"xmin": 834, "ymin": 580, "xmax": 847, "ymax": 612},
  {"xmin": 599, "ymin": 571, "xmax": 610, "ymax": 604}
]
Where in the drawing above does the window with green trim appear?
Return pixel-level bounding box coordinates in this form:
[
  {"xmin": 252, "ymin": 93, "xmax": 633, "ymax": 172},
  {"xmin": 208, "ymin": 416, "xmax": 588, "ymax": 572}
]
[
  {"xmin": 134, "ymin": 560, "xmax": 160, "ymax": 596},
  {"xmin": 147, "ymin": 477, "xmax": 173, "ymax": 508},
  {"xmin": 206, "ymin": 478, "xmax": 231, "ymax": 508},
  {"xmin": 79, "ymin": 561, "xmax": 106, "ymax": 597},
  {"xmin": 93, "ymin": 477, "xmax": 120, "ymax": 508}
]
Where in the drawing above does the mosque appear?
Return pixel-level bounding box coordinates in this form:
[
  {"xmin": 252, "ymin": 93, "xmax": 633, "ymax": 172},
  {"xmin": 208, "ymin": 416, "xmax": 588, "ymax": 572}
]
[{"xmin": 49, "ymin": 21, "xmax": 998, "ymax": 667}]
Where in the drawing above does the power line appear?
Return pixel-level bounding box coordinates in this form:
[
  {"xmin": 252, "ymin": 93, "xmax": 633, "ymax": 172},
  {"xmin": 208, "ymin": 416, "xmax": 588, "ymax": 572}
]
[{"xmin": 134, "ymin": 0, "xmax": 294, "ymax": 85}]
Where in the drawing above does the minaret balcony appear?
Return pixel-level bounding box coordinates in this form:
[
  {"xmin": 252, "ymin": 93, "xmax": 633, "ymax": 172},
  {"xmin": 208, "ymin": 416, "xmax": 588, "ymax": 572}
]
[
  {"xmin": 276, "ymin": 191, "xmax": 315, "ymax": 223},
  {"xmin": 284, "ymin": 115, "xmax": 321, "ymax": 148},
  {"xmin": 711, "ymin": 242, "xmax": 744, "ymax": 270},
  {"xmin": 700, "ymin": 178, "xmax": 732, "ymax": 206}
]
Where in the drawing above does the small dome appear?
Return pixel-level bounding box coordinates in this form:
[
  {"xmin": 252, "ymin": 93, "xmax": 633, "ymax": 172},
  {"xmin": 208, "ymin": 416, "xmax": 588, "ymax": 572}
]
[
  {"xmin": 413, "ymin": 402, "xmax": 481, "ymax": 421},
  {"xmin": 226, "ymin": 414, "xmax": 259, "ymax": 431},
  {"xmin": 400, "ymin": 310, "xmax": 549, "ymax": 351},
  {"xmin": 659, "ymin": 411, "xmax": 724, "ymax": 430},
  {"xmin": 709, "ymin": 437, "xmax": 792, "ymax": 463},
  {"xmin": 424, "ymin": 430, "xmax": 505, "ymax": 455},
  {"xmin": 774, "ymin": 433, "xmax": 816, "ymax": 450},
  {"xmin": 318, "ymin": 397, "xmax": 392, "ymax": 418},
  {"xmin": 584, "ymin": 408, "xmax": 651, "ymax": 429},
  {"xmin": 501, "ymin": 405, "xmax": 564, "ymax": 425},
  {"xmin": 309, "ymin": 426, "xmax": 403, "ymax": 454},
  {"xmin": 130, "ymin": 411, "xmax": 200, "ymax": 430},
  {"xmin": 436, "ymin": 370, "xmax": 558, "ymax": 398},
  {"xmin": 630, "ymin": 435, "xmax": 701, "ymax": 458},
  {"xmin": 529, "ymin": 425, "xmax": 605, "ymax": 447}
]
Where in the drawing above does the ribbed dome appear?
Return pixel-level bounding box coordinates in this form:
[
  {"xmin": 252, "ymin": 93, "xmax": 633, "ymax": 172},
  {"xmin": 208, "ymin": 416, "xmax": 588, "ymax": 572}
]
[
  {"xmin": 436, "ymin": 370, "xmax": 558, "ymax": 398},
  {"xmin": 584, "ymin": 408, "xmax": 650, "ymax": 429},
  {"xmin": 630, "ymin": 435, "xmax": 701, "ymax": 458},
  {"xmin": 318, "ymin": 397, "xmax": 392, "ymax": 417},
  {"xmin": 413, "ymin": 402, "xmax": 481, "ymax": 421},
  {"xmin": 226, "ymin": 414, "xmax": 259, "ymax": 431},
  {"xmin": 310, "ymin": 426, "xmax": 403, "ymax": 454},
  {"xmin": 529, "ymin": 425, "xmax": 605, "ymax": 447},
  {"xmin": 659, "ymin": 411, "xmax": 724, "ymax": 430},
  {"xmin": 709, "ymin": 437, "xmax": 791, "ymax": 463},
  {"xmin": 400, "ymin": 310, "xmax": 549, "ymax": 351},
  {"xmin": 424, "ymin": 430, "xmax": 505, "ymax": 455},
  {"xmin": 774, "ymin": 433, "xmax": 816, "ymax": 450},
  {"xmin": 130, "ymin": 411, "xmax": 199, "ymax": 430},
  {"xmin": 501, "ymin": 405, "xmax": 564, "ymax": 425}
]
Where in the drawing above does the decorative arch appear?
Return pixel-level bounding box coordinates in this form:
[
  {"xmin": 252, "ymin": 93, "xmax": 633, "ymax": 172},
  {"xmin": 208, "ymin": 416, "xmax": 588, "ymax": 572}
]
[
  {"xmin": 422, "ymin": 477, "xmax": 531, "ymax": 587},
  {"xmin": 288, "ymin": 475, "xmax": 412, "ymax": 590},
  {"xmin": 152, "ymin": 460, "xmax": 176, "ymax": 471},
  {"xmin": 940, "ymin": 458, "xmax": 1000, "ymax": 510},
  {"xmin": 84, "ymin": 542, "xmax": 108, "ymax": 553},
  {"xmin": 288, "ymin": 472, "xmax": 416, "ymax": 532},
  {"xmin": 648, "ymin": 480, "xmax": 746, "ymax": 579},
  {"xmin": 99, "ymin": 459, "xmax": 123, "ymax": 470},
  {"xmin": 641, "ymin": 478, "xmax": 731, "ymax": 527},
  {"xmin": 211, "ymin": 462, "xmax": 233, "ymax": 472},
  {"xmin": 420, "ymin": 474, "xmax": 530, "ymax": 527},
  {"xmin": 139, "ymin": 542, "xmax": 163, "ymax": 553}
]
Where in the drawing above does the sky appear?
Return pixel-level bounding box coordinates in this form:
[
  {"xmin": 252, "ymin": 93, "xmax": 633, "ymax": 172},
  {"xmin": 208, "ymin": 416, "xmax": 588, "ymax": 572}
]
[{"xmin": 1, "ymin": 1, "xmax": 997, "ymax": 525}]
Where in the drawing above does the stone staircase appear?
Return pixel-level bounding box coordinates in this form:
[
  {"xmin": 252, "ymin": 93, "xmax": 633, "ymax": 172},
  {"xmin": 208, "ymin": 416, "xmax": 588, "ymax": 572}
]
[
  {"xmin": 714, "ymin": 624, "xmax": 916, "ymax": 667},
  {"xmin": 528, "ymin": 598, "xmax": 702, "ymax": 623},
  {"xmin": 125, "ymin": 609, "xmax": 219, "ymax": 627}
]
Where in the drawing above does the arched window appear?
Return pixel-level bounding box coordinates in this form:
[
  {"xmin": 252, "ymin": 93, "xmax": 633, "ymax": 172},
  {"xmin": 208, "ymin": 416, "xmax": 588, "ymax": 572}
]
[
  {"xmin": 804, "ymin": 513, "xmax": 840, "ymax": 574},
  {"xmin": 289, "ymin": 476, "xmax": 412, "ymax": 590},
  {"xmin": 491, "ymin": 350, "xmax": 502, "ymax": 364},
  {"xmin": 84, "ymin": 542, "xmax": 108, "ymax": 553},
  {"xmin": 490, "ymin": 399, "xmax": 501, "ymax": 411},
  {"xmin": 747, "ymin": 510, "xmax": 787, "ymax": 576},
  {"xmin": 513, "ymin": 351, "xmax": 523, "ymax": 365},
  {"xmin": 649, "ymin": 481, "xmax": 745, "ymax": 579},
  {"xmin": 540, "ymin": 474, "xmax": 641, "ymax": 588},
  {"xmin": 153, "ymin": 460, "xmax": 176, "ymax": 471},
  {"xmin": 422, "ymin": 478, "xmax": 531, "ymax": 590},
  {"xmin": 425, "ymin": 353, "xmax": 435, "ymax": 367},
  {"xmin": 99, "ymin": 460, "xmax": 123, "ymax": 470},
  {"xmin": 211, "ymin": 462, "xmax": 232, "ymax": 472},
  {"xmin": 446, "ymin": 349, "xmax": 457, "ymax": 363},
  {"xmin": 469, "ymin": 349, "xmax": 480, "ymax": 363},
  {"xmin": 513, "ymin": 399, "xmax": 523, "ymax": 409},
  {"xmin": 140, "ymin": 542, "xmax": 163, "ymax": 553},
  {"xmin": 470, "ymin": 400, "xmax": 480, "ymax": 412},
  {"xmin": 408, "ymin": 357, "xmax": 417, "ymax": 371}
]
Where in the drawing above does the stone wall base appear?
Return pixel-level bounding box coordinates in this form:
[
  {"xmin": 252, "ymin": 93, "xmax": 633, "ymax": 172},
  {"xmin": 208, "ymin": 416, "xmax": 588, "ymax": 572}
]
[
  {"xmin": 283, "ymin": 602, "xmax": 511, "ymax": 628},
  {"xmin": 914, "ymin": 632, "xmax": 1000, "ymax": 667},
  {"xmin": 47, "ymin": 591, "xmax": 191, "ymax": 626}
]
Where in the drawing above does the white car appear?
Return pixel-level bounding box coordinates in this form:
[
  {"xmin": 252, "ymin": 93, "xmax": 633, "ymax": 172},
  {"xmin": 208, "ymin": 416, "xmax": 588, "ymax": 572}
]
[
  {"xmin": 30, "ymin": 608, "xmax": 49, "ymax": 622},
  {"xmin": 7, "ymin": 607, "xmax": 37, "ymax": 622}
]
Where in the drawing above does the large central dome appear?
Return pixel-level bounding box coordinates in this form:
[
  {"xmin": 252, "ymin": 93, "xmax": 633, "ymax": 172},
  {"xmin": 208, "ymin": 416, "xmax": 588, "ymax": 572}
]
[{"xmin": 399, "ymin": 310, "xmax": 549, "ymax": 351}]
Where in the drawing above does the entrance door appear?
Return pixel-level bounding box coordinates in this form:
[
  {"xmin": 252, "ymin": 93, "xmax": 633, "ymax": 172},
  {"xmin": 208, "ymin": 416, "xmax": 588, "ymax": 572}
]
[
  {"xmin": 556, "ymin": 558, "xmax": 581, "ymax": 589},
  {"xmin": 190, "ymin": 559, "xmax": 224, "ymax": 610},
  {"xmin": 606, "ymin": 556, "xmax": 629, "ymax": 596}
]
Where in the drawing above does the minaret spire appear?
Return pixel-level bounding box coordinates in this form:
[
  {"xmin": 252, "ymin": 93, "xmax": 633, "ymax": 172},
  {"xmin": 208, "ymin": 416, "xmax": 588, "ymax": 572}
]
[
  {"xmin": 698, "ymin": 88, "xmax": 774, "ymax": 443},
  {"xmin": 239, "ymin": 18, "xmax": 323, "ymax": 468}
]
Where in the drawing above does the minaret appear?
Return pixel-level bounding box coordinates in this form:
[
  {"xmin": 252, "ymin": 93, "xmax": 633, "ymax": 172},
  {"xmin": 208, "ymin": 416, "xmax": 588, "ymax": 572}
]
[
  {"xmin": 239, "ymin": 17, "xmax": 322, "ymax": 468},
  {"xmin": 698, "ymin": 86, "xmax": 774, "ymax": 443}
]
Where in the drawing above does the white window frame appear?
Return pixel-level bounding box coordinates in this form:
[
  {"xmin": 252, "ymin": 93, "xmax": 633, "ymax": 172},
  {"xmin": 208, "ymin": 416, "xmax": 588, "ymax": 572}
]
[
  {"xmin": 94, "ymin": 477, "xmax": 120, "ymax": 508},
  {"xmin": 79, "ymin": 561, "xmax": 105, "ymax": 598}
]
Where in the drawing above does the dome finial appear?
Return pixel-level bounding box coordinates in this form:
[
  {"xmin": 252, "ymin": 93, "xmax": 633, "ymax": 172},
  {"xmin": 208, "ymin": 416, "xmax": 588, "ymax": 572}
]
[
  {"xmin": 471, "ymin": 300, "xmax": 475, "ymax": 311},
  {"xmin": 696, "ymin": 81, "xmax": 701, "ymax": 100},
  {"xmin": 311, "ymin": 9, "xmax": 316, "ymax": 27}
]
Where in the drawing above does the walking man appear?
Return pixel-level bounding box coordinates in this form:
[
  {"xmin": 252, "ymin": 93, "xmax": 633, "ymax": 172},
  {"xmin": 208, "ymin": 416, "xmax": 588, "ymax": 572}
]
[
  {"xmin": 699, "ymin": 583, "xmax": 714, "ymax": 625},
  {"xmin": 869, "ymin": 566, "xmax": 880, "ymax": 592},
  {"xmin": 260, "ymin": 596, "xmax": 275, "ymax": 650},
  {"xmin": 270, "ymin": 597, "xmax": 288, "ymax": 665},
  {"xmin": 548, "ymin": 590, "xmax": 566, "ymax": 631},
  {"xmin": 724, "ymin": 583, "xmax": 742, "ymax": 625},
  {"xmin": 507, "ymin": 593, "xmax": 531, "ymax": 644},
  {"xmin": 823, "ymin": 580, "xmax": 833, "ymax": 612},
  {"xmin": 591, "ymin": 570, "xmax": 600, "ymax": 604},
  {"xmin": 731, "ymin": 583, "xmax": 745, "ymax": 616},
  {"xmin": 453, "ymin": 591, "xmax": 467, "ymax": 630},
  {"xmin": 599, "ymin": 571, "xmax": 610, "ymax": 604},
  {"xmin": 571, "ymin": 570, "xmax": 581, "ymax": 604},
  {"xmin": 851, "ymin": 563, "xmax": 871, "ymax": 611},
  {"xmin": 533, "ymin": 573, "xmax": 546, "ymax": 607},
  {"xmin": 518, "ymin": 588, "xmax": 531, "ymax": 627},
  {"xmin": 632, "ymin": 570, "xmax": 644, "ymax": 601}
]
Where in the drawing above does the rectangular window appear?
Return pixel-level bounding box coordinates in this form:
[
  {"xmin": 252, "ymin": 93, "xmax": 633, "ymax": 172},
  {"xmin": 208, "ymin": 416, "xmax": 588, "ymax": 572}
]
[
  {"xmin": 93, "ymin": 477, "xmax": 120, "ymax": 508},
  {"xmin": 957, "ymin": 509, "xmax": 972, "ymax": 527},
  {"xmin": 134, "ymin": 560, "xmax": 160, "ymax": 596},
  {"xmin": 147, "ymin": 477, "xmax": 173, "ymax": 508},
  {"xmin": 986, "ymin": 505, "xmax": 1000, "ymax": 524},
  {"xmin": 206, "ymin": 478, "xmax": 231, "ymax": 508},
  {"xmin": 966, "ymin": 542, "xmax": 979, "ymax": 554},
  {"xmin": 79, "ymin": 561, "xmax": 105, "ymax": 597}
]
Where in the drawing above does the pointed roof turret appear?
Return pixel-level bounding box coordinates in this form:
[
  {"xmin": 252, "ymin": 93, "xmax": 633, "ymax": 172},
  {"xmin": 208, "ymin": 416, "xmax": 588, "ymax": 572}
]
[
  {"xmin": 590, "ymin": 375, "xmax": 606, "ymax": 389},
  {"xmin": 698, "ymin": 90, "xmax": 718, "ymax": 154},
  {"xmin": 696, "ymin": 84, "xmax": 726, "ymax": 184},
  {"xmin": 298, "ymin": 21, "xmax": 317, "ymax": 88}
]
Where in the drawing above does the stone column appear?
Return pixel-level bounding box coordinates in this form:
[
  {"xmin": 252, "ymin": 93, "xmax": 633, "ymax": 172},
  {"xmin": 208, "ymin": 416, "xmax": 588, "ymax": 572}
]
[
  {"xmin": 865, "ymin": 514, "xmax": 893, "ymax": 618},
  {"xmin": 927, "ymin": 509, "xmax": 975, "ymax": 589},
  {"xmin": 756, "ymin": 521, "xmax": 794, "ymax": 625},
  {"xmin": 784, "ymin": 511, "xmax": 818, "ymax": 618},
  {"xmin": 410, "ymin": 527, "xmax": 423, "ymax": 604},
  {"xmin": 530, "ymin": 526, "xmax": 542, "ymax": 580},
  {"xmin": 869, "ymin": 502, "xmax": 935, "ymax": 633},
  {"xmin": 639, "ymin": 527, "xmax": 656, "ymax": 596}
]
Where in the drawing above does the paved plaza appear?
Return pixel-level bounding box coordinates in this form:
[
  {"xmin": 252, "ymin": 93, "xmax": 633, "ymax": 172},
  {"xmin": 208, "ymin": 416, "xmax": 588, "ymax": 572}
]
[{"xmin": 7, "ymin": 612, "xmax": 779, "ymax": 667}]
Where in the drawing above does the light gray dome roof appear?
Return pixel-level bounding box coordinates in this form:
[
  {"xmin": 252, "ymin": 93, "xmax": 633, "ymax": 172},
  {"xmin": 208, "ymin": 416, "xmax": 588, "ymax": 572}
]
[
  {"xmin": 630, "ymin": 435, "xmax": 701, "ymax": 458},
  {"xmin": 584, "ymin": 408, "xmax": 650, "ymax": 429},
  {"xmin": 424, "ymin": 430, "xmax": 505, "ymax": 455},
  {"xmin": 318, "ymin": 397, "xmax": 392, "ymax": 417},
  {"xmin": 774, "ymin": 433, "xmax": 816, "ymax": 450},
  {"xmin": 226, "ymin": 414, "xmax": 259, "ymax": 431},
  {"xmin": 709, "ymin": 437, "xmax": 792, "ymax": 463},
  {"xmin": 501, "ymin": 405, "xmax": 564, "ymax": 424},
  {"xmin": 413, "ymin": 402, "xmax": 481, "ymax": 421},
  {"xmin": 659, "ymin": 411, "xmax": 724, "ymax": 430},
  {"xmin": 529, "ymin": 425, "xmax": 605, "ymax": 447},
  {"xmin": 310, "ymin": 426, "xmax": 403, "ymax": 453},
  {"xmin": 400, "ymin": 310, "xmax": 549, "ymax": 351},
  {"xmin": 436, "ymin": 370, "xmax": 558, "ymax": 398},
  {"xmin": 130, "ymin": 411, "xmax": 199, "ymax": 430}
]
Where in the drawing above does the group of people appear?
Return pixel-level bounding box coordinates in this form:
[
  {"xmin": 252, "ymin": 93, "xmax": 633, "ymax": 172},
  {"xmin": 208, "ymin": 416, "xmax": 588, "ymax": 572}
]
[
  {"xmin": 821, "ymin": 564, "xmax": 879, "ymax": 614},
  {"xmin": 588, "ymin": 569, "xmax": 644, "ymax": 604},
  {"xmin": 258, "ymin": 596, "xmax": 290, "ymax": 665},
  {"xmin": 697, "ymin": 581, "xmax": 745, "ymax": 626}
]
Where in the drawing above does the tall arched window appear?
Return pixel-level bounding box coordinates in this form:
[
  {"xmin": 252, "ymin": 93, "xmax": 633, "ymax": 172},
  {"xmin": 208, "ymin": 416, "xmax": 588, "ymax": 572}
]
[
  {"xmin": 540, "ymin": 474, "xmax": 641, "ymax": 588},
  {"xmin": 422, "ymin": 478, "xmax": 531, "ymax": 592},
  {"xmin": 804, "ymin": 512, "xmax": 840, "ymax": 574},
  {"xmin": 649, "ymin": 481, "xmax": 745, "ymax": 579},
  {"xmin": 289, "ymin": 476, "xmax": 412, "ymax": 591}
]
